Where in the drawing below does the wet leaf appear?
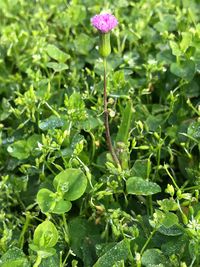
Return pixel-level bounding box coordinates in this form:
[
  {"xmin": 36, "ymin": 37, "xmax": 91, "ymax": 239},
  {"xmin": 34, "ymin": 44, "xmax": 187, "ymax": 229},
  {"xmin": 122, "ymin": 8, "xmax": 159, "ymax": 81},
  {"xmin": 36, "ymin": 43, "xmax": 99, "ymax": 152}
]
[
  {"xmin": 93, "ymin": 239, "xmax": 130, "ymax": 267},
  {"xmin": 0, "ymin": 247, "xmax": 30, "ymax": 267},
  {"xmin": 126, "ymin": 177, "xmax": 161, "ymax": 196},
  {"xmin": 53, "ymin": 168, "xmax": 87, "ymax": 201},
  {"xmin": 141, "ymin": 249, "xmax": 167, "ymax": 267},
  {"xmin": 46, "ymin": 44, "xmax": 70, "ymax": 62}
]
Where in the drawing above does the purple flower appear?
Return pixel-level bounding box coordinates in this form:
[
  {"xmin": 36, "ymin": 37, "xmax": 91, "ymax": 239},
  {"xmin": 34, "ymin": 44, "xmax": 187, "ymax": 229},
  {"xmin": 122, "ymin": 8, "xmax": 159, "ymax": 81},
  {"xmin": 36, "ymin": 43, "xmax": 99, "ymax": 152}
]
[{"xmin": 91, "ymin": 13, "xmax": 118, "ymax": 33}]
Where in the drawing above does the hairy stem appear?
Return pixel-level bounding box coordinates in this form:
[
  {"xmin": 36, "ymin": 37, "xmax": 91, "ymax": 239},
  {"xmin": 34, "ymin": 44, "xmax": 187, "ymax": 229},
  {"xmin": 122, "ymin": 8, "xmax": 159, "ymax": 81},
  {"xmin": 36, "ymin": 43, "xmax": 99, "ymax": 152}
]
[{"xmin": 103, "ymin": 58, "xmax": 120, "ymax": 167}]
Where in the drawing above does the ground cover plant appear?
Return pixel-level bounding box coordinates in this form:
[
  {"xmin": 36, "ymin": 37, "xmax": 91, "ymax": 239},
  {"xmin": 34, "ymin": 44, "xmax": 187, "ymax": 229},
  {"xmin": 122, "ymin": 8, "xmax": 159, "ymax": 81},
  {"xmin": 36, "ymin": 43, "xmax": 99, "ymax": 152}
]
[{"xmin": 0, "ymin": 0, "xmax": 200, "ymax": 266}]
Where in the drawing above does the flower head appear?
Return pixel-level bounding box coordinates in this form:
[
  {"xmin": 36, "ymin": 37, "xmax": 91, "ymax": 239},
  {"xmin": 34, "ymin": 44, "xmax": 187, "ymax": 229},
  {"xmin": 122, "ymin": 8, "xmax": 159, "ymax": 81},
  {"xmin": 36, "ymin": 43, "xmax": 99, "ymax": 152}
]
[{"xmin": 91, "ymin": 13, "xmax": 118, "ymax": 33}]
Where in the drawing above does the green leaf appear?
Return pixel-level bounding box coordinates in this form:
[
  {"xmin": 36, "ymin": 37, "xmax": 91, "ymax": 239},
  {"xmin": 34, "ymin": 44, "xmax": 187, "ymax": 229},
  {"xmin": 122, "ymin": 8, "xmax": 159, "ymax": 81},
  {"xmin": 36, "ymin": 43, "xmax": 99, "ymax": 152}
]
[
  {"xmin": 93, "ymin": 239, "xmax": 130, "ymax": 267},
  {"xmin": 37, "ymin": 188, "xmax": 55, "ymax": 213},
  {"xmin": 130, "ymin": 159, "xmax": 151, "ymax": 179},
  {"xmin": 68, "ymin": 218, "xmax": 101, "ymax": 266},
  {"xmin": 161, "ymin": 235, "xmax": 187, "ymax": 256},
  {"xmin": 116, "ymin": 100, "xmax": 133, "ymax": 144},
  {"xmin": 161, "ymin": 212, "xmax": 179, "ymax": 228},
  {"xmin": 46, "ymin": 44, "xmax": 70, "ymax": 62},
  {"xmin": 74, "ymin": 33, "xmax": 95, "ymax": 55},
  {"xmin": 145, "ymin": 114, "xmax": 165, "ymax": 131},
  {"xmin": 39, "ymin": 253, "xmax": 60, "ymax": 267},
  {"xmin": 141, "ymin": 249, "xmax": 167, "ymax": 267},
  {"xmin": 52, "ymin": 199, "xmax": 72, "ymax": 214},
  {"xmin": 7, "ymin": 140, "xmax": 30, "ymax": 160},
  {"xmin": 29, "ymin": 244, "xmax": 56, "ymax": 258},
  {"xmin": 158, "ymin": 225, "xmax": 183, "ymax": 236},
  {"xmin": 170, "ymin": 60, "xmax": 196, "ymax": 81},
  {"xmin": 187, "ymin": 121, "xmax": 200, "ymax": 140},
  {"xmin": 169, "ymin": 41, "xmax": 182, "ymax": 57},
  {"xmin": 180, "ymin": 32, "xmax": 193, "ymax": 53},
  {"xmin": 157, "ymin": 199, "xmax": 178, "ymax": 211},
  {"xmin": 33, "ymin": 221, "xmax": 58, "ymax": 249},
  {"xmin": 39, "ymin": 115, "xmax": 65, "ymax": 131},
  {"xmin": 46, "ymin": 62, "xmax": 68, "ymax": 72},
  {"xmin": 0, "ymin": 247, "xmax": 30, "ymax": 267},
  {"xmin": 126, "ymin": 177, "xmax": 161, "ymax": 196},
  {"xmin": 53, "ymin": 168, "xmax": 87, "ymax": 201}
]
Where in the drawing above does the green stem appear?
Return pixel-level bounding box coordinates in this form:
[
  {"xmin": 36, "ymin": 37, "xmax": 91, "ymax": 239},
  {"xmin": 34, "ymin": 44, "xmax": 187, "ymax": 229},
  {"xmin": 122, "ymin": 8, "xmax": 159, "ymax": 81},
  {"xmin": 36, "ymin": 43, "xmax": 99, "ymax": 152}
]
[
  {"xmin": 33, "ymin": 254, "xmax": 42, "ymax": 267},
  {"xmin": 19, "ymin": 212, "xmax": 31, "ymax": 249},
  {"xmin": 140, "ymin": 228, "xmax": 157, "ymax": 255},
  {"xmin": 103, "ymin": 57, "xmax": 120, "ymax": 168},
  {"xmin": 164, "ymin": 165, "xmax": 179, "ymax": 190},
  {"xmin": 62, "ymin": 214, "xmax": 69, "ymax": 244}
]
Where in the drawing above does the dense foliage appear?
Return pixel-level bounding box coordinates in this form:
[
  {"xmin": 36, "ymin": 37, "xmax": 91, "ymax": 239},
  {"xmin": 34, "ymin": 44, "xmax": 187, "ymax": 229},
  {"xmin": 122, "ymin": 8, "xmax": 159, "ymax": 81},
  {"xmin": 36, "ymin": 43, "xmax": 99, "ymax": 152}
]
[{"xmin": 0, "ymin": 0, "xmax": 200, "ymax": 266}]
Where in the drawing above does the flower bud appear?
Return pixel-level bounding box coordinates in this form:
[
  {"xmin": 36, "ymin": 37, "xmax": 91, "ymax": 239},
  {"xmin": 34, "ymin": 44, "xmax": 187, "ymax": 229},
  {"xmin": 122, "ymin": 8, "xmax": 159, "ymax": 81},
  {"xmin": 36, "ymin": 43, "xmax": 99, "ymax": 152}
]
[{"xmin": 99, "ymin": 33, "xmax": 111, "ymax": 58}]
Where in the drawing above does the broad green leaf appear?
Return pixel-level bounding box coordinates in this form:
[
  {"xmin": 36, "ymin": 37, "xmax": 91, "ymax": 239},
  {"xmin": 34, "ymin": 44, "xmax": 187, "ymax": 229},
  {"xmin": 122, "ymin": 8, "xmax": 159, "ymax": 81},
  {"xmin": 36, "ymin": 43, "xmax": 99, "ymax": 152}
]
[
  {"xmin": 68, "ymin": 218, "xmax": 101, "ymax": 266},
  {"xmin": 145, "ymin": 114, "xmax": 165, "ymax": 131},
  {"xmin": 130, "ymin": 159, "xmax": 151, "ymax": 179},
  {"xmin": 126, "ymin": 177, "xmax": 161, "ymax": 195},
  {"xmin": 33, "ymin": 221, "xmax": 58, "ymax": 249},
  {"xmin": 158, "ymin": 225, "xmax": 183, "ymax": 236},
  {"xmin": 46, "ymin": 62, "xmax": 68, "ymax": 72},
  {"xmin": 0, "ymin": 247, "xmax": 30, "ymax": 267},
  {"xmin": 7, "ymin": 140, "xmax": 30, "ymax": 160},
  {"xmin": 187, "ymin": 121, "xmax": 200, "ymax": 140},
  {"xmin": 93, "ymin": 239, "xmax": 130, "ymax": 267},
  {"xmin": 36, "ymin": 188, "xmax": 55, "ymax": 213},
  {"xmin": 161, "ymin": 212, "xmax": 179, "ymax": 228},
  {"xmin": 161, "ymin": 235, "xmax": 187, "ymax": 256},
  {"xmin": 53, "ymin": 168, "xmax": 87, "ymax": 201},
  {"xmin": 170, "ymin": 60, "xmax": 196, "ymax": 81},
  {"xmin": 40, "ymin": 253, "xmax": 60, "ymax": 267},
  {"xmin": 141, "ymin": 249, "xmax": 167, "ymax": 267},
  {"xmin": 52, "ymin": 199, "xmax": 72, "ymax": 214},
  {"xmin": 46, "ymin": 44, "xmax": 70, "ymax": 62},
  {"xmin": 39, "ymin": 115, "xmax": 65, "ymax": 131}
]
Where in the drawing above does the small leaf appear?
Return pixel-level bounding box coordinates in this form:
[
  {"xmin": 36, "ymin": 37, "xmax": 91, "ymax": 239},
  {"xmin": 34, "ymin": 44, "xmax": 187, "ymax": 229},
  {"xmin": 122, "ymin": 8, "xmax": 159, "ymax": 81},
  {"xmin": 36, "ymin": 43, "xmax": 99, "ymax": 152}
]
[
  {"xmin": 141, "ymin": 249, "xmax": 167, "ymax": 267},
  {"xmin": 180, "ymin": 32, "xmax": 193, "ymax": 53},
  {"xmin": 126, "ymin": 177, "xmax": 161, "ymax": 196},
  {"xmin": 29, "ymin": 244, "xmax": 56, "ymax": 258},
  {"xmin": 161, "ymin": 212, "xmax": 179, "ymax": 228},
  {"xmin": 46, "ymin": 62, "xmax": 68, "ymax": 72},
  {"xmin": 130, "ymin": 159, "xmax": 151, "ymax": 179},
  {"xmin": 158, "ymin": 225, "xmax": 183, "ymax": 236},
  {"xmin": 157, "ymin": 199, "xmax": 178, "ymax": 211},
  {"xmin": 36, "ymin": 188, "xmax": 55, "ymax": 213},
  {"xmin": 187, "ymin": 121, "xmax": 200, "ymax": 140},
  {"xmin": 7, "ymin": 140, "xmax": 30, "ymax": 160},
  {"xmin": 33, "ymin": 221, "xmax": 58, "ymax": 249},
  {"xmin": 39, "ymin": 115, "xmax": 65, "ymax": 131},
  {"xmin": 53, "ymin": 168, "xmax": 87, "ymax": 201},
  {"xmin": 170, "ymin": 60, "xmax": 196, "ymax": 81},
  {"xmin": 53, "ymin": 199, "xmax": 72, "ymax": 214},
  {"xmin": 46, "ymin": 44, "xmax": 70, "ymax": 62}
]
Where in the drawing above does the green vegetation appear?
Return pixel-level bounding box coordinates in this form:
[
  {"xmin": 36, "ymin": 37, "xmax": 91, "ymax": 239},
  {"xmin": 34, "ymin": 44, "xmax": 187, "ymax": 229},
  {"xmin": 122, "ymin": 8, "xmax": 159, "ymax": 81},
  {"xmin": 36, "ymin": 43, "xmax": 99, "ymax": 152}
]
[{"xmin": 0, "ymin": 0, "xmax": 200, "ymax": 266}]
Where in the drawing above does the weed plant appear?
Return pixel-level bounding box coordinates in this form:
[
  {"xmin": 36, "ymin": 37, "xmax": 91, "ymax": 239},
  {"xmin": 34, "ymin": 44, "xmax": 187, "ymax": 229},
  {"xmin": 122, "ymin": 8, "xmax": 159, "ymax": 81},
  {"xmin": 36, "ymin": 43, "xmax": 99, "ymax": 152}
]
[{"xmin": 0, "ymin": 0, "xmax": 200, "ymax": 266}]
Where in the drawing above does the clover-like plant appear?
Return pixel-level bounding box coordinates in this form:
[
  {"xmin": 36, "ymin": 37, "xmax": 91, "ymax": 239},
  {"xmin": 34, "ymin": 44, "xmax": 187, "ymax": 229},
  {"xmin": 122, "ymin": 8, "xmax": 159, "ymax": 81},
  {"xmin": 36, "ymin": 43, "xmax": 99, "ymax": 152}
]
[{"xmin": 37, "ymin": 168, "xmax": 87, "ymax": 214}]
